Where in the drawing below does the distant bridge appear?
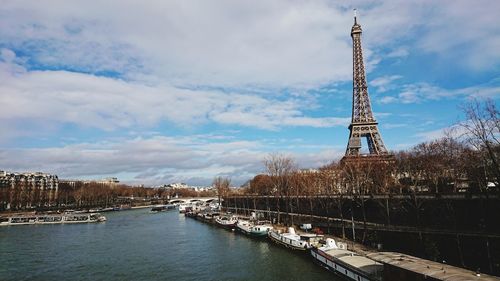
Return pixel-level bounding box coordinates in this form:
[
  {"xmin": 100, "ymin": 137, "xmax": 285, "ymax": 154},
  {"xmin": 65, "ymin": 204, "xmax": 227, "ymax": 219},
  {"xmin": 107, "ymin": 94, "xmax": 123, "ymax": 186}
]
[{"xmin": 167, "ymin": 197, "xmax": 219, "ymax": 204}]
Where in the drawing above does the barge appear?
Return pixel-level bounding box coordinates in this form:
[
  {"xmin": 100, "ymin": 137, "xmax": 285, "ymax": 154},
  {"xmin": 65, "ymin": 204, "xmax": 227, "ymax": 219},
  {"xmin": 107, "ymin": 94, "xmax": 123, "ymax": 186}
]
[
  {"xmin": 236, "ymin": 220, "xmax": 272, "ymax": 237},
  {"xmin": 214, "ymin": 215, "xmax": 238, "ymax": 229},
  {"xmin": 268, "ymin": 227, "xmax": 323, "ymax": 251},
  {"xmin": 0, "ymin": 213, "xmax": 107, "ymax": 226},
  {"xmin": 311, "ymin": 238, "xmax": 383, "ymax": 281},
  {"xmin": 150, "ymin": 204, "xmax": 176, "ymax": 213}
]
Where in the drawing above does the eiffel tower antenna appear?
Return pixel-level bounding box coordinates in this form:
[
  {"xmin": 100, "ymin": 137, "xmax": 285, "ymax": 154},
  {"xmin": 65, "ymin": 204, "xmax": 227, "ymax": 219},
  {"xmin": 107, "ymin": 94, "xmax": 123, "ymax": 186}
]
[{"xmin": 343, "ymin": 11, "xmax": 391, "ymax": 160}]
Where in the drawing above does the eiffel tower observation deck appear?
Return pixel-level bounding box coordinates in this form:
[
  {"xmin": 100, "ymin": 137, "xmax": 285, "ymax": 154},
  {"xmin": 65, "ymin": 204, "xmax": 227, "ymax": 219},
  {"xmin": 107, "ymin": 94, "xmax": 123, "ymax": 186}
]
[{"xmin": 343, "ymin": 10, "xmax": 393, "ymax": 162}]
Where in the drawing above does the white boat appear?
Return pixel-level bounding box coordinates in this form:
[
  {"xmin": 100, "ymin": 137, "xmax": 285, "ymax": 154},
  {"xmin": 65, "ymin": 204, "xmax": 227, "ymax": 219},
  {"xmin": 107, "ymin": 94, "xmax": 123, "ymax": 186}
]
[
  {"xmin": 150, "ymin": 204, "xmax": 176, "ymax": 213},
  {"xmin": 236, "ymin": 220, "xmax": 272, "ymax": 237},
  {"xmin": 214, "ymin": 215, "xmax": 237, "ymax": 229},
  {"xmin": 178, "ymin": 203, "xmax": 193, "ymax": 213},
  {"xmin": 268, "ymin": 227, "xmax": 323, "ymax": 251},
  {"xmin": 0, "ymin": 213, "xmax": 107, "ymax": 226},
  {"xmin": 195, "ymin": 211, "xmax": 219, "ymax": 223},
  {"xmin": 310, "ymin": 238, "xmax": 383, "ymax": 281}
]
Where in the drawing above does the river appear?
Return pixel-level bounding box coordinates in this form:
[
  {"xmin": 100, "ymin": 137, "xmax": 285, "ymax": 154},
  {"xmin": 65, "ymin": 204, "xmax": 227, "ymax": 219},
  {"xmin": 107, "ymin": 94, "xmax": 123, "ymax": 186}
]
[{"xmin": 0, "ymin": 208, "xmax": 340, "ymax": 281}]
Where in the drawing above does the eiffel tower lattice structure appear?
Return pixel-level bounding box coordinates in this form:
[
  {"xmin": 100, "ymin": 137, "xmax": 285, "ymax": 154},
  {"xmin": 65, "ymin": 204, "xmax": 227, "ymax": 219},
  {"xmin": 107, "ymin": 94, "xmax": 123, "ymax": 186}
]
[{"xmin": 343, "ymin": 11, "xmax": 392, "ymax": 162}]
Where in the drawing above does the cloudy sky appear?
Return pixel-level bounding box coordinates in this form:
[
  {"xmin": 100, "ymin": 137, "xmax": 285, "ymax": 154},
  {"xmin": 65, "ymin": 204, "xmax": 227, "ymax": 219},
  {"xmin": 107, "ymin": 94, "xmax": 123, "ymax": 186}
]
[{"xmin": 0, "ymin": 0, "xmax": 499, "ymax": 186}]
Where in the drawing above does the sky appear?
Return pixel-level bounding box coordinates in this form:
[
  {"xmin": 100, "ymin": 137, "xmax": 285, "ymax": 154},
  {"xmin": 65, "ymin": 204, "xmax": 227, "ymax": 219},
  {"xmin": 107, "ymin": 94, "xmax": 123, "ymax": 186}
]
[{"xmin": 0, "ymin": 0, "xmax": 499, "ymax": 186}]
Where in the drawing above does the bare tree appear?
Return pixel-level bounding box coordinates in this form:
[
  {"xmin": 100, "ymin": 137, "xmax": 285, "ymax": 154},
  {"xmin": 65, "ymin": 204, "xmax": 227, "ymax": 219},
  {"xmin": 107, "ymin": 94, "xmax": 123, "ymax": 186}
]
[
  {"xmin": 318, "ymin": 163, "xmax": 343, "ymax": 234},
  {"xmin": 213, "ymin": 176, "xmax": 231, "ymax": 211},
  {"xmin": 459, "ymin": 99, "xmax": 500, "ymax": 187},
  {"xmin": 342, "ymin": 160, "xmax": 376, "ymax": 242},
  {"xmin": 264, "ymin": 153, "xmax": 297, "ymax": 224}
]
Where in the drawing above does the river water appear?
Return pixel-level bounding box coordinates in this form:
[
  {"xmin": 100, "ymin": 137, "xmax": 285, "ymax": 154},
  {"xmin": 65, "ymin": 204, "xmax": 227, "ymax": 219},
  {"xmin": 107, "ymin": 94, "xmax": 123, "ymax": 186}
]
[{"xmin": 0, "ymin": 208, "xmax": 339, "ymax": 281}]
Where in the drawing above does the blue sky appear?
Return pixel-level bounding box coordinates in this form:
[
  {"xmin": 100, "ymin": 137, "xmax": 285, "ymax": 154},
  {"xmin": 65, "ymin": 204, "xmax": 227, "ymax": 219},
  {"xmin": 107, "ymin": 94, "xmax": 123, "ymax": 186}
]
[{"xmin": 0, "ymin": 1, "xmax": 499, "ymax": 186}]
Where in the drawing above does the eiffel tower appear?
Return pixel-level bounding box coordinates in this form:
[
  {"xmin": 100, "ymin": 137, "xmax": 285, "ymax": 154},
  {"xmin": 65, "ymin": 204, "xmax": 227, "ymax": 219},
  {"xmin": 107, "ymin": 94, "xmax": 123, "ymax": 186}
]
[{"xmin": 343, "ymin": 11, "xmax": 391, "ymax": 160}]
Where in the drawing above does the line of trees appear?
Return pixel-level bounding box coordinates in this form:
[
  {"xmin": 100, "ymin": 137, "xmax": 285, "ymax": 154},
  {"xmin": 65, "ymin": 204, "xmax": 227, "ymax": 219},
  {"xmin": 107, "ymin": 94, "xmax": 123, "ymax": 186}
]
[
  {"xmin": 0, "ymin": 184, "xmax": 57, "ymax": 211},
  {"xmin": 0, "ymin": 181, "xmax": 217, "ymax": 211}
]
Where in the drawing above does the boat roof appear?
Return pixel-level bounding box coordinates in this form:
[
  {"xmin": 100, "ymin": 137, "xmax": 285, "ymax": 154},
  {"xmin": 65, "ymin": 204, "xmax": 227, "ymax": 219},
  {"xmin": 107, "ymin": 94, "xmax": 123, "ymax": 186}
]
[
  {"xmin": 300, "ymin": 233, "xmax": 323, "ymax": 238},
  {"xmin": 339, "ymin": 255, "xmax": 382, "ymax": 271},
  {"xmin": 324, "ymin": 249, "xmax": 357, "ymax": 258},
  {"xmin": 282, "ymin": 233, "xmax": 301, "ymax": 239},
  {"xmin": 320, "ymin": 248, "xmax": 383, "ymax": 276},
  {"xmin": 367, "ymin": 252, "xmax": 500, "ymax": 281}
]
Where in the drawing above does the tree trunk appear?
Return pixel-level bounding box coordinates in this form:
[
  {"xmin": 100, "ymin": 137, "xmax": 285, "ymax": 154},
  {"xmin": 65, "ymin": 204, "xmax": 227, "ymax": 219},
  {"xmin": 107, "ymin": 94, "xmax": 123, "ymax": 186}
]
[
  {"xmin": 309, "ymin": 197, "xmax": 313, "ymax": 223},
  {"xmin": 386, "ymin": 197, "xmax": 391, "ymax": 225},
  {"xmin": 350, "ymin": 198, "xmax": 356, "ymax": 242},
  {"xmin": 360, "ymin": 197, "xmax": 367, "ymax": 243},
  {"xmin": 276, "ymin": 197, "xmax": 281, "ymax": 224},
  {"xmin": 325, "ymin": 198, "xmax": 331, "ymax": 234},
  {"xmin": 339, "ymin": 199, "xmax": 346, "ymax": 238}
]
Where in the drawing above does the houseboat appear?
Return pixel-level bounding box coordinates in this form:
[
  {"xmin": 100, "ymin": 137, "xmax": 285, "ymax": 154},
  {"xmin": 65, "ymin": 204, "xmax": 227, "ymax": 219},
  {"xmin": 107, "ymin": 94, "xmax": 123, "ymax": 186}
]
[
  {"xmin": 0, "ymin": 213, "xmax": 107, "ymax": 226},
  {"xmin": 150, "ymin": 204, "xmax": 176, "ymax": 213},
  {"xmin": 268, "ymin": 227, "xmax": 323, "ymax": 251},
  {"xmin": 214, "ymin": 215, "xmax": 237, "ymax": 229},
  {"xmin": 310, "ymin": 238, "xmax": 383, "ymax": 281},
  {"xmin": 197, "ymin": 211, "xmax": 220, "ymax": 223},
  {"xmin": 178, "ymin": 203, "xmax": 192, "ymax": 213},
  {"xmin": 236, "ymin": 220, "xmax": 272, "ymax": 237}
]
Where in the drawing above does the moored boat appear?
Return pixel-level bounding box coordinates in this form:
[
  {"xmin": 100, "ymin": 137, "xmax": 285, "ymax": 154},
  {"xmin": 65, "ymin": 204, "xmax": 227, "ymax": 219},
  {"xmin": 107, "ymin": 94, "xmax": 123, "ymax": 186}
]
[
  {"xmin": 184, "ymin": 210, "xmax": 198, "ymax": 218},
  {"xmin": 310, "ymin": 238, "xmax": 383, "ymax": 281},
  {"xmin": 178, "ymin": 203, "xmax": 192, "ymax": 213},
  {"xmin": 236, "ymin": 220, "xmax": 272, "ymax": 237},
  {"xmin": 197, "ymin": 211, "xmax": 219, "ymax": 223},
  {"xmin": 0, "ymin": 213, "xmax": 106, "ymax": 226},
  {"xmin": 214, "ymin": 215, "xmax": 237, "ymax": 229},
  {"xmin": 150, "ymin": 204, "xmax": 176, "ymax": 213},
  {"xmin": 268, "ymin": 227, "xmax": 323, "ymax": 251}
]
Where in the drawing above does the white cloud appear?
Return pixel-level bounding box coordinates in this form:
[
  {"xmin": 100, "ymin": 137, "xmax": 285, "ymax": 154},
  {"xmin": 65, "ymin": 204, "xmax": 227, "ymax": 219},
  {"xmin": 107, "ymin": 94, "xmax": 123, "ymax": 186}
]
[
  {"xmin": 414, "ymin": 124, "xmax": 469, "ymax": 142},
  {"xmin": 378, "ymin": 82, "xmax": 500, "ymax": 104},
  {"xmin": 370, "ymin": 75, "xmax": 402, "ymax": 93},
  {"xmin": 383, "ymin": 123, "xmax": 407, "ymax": 129},
  {"xmin": 359, "ymin": 0, "xmax": 500, "ymax": 71},
  {"xmin": 0, "ymin": 135, "xmax": 344, "ymax": 186},
  {"xmin": 386, "ymin": 47, "xmax": 409, "ymax": 59},
  {"xmin": 380, "ymin": 96, "xmax": 397, "ymax": 104},
  {"xmin": 0, "ymin": 48, "xmax": 16, "ymax": 62},
  {"xmin": 414, "ymin": 1, "xmax": 500, "ymax": 70},
  {"xmin": 0, "ymin": 57, "xmax": 349, "ymax": 140},
  {"xmin": 0, "ymin": 1, "xmax": 356, "ymax": 88},
  {"xmin": 1, "ymin": 1, "xmax": 497, "ymax": 89}
]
